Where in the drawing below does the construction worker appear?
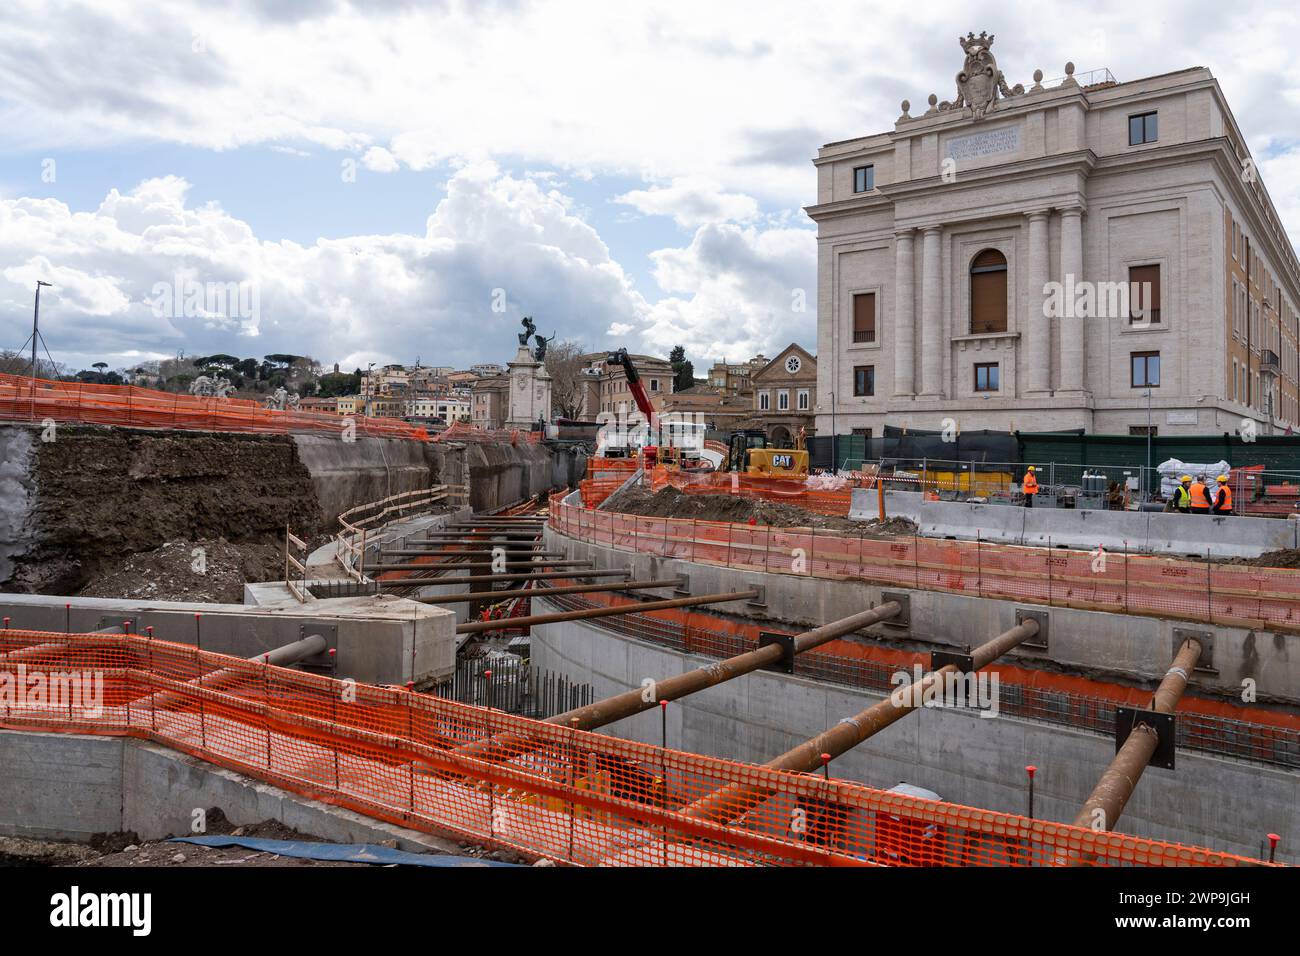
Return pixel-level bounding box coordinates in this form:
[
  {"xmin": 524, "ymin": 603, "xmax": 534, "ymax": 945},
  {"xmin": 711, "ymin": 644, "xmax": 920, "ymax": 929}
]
[
  {"xmin": 1172, "ymin": 475, "xmax": 1193, "ymax": 513},
  {"xmin": 1022, "ymin": 466, "xmax": 1039, "ymax": 508},
  {"xmin": 1189, "ymin": 474, "xmax": 1211, "ymax": 515},
  {"xmin": 1212, "ymin": 475, "xmax": 1234, "ymax": 515}
]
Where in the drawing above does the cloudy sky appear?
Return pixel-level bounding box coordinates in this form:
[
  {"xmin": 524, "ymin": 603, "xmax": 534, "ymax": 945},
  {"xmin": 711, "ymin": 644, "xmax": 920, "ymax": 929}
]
[{"xmin": 1, "ymin": 0, "xmax": 1298, "ymax": 374}]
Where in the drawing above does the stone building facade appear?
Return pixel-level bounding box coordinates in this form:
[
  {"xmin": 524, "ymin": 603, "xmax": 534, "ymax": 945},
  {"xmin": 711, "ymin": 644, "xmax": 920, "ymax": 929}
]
[
  {"xmin": 808, "ymin": 33, "xmax": 1300, "ymax": 438},
  {"xmin": 751, "ymin": 344, "xmax": 818, "ymax": 445}
]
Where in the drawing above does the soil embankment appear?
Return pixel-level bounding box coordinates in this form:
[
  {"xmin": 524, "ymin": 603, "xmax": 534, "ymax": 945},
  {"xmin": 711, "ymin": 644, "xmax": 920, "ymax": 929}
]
[{"xmin": 600, "ymin": 484, "xmax": 917, "ymax": 534}]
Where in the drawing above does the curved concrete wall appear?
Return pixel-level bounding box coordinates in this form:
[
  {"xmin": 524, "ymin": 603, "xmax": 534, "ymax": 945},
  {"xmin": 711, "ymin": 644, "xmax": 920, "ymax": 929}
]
[
  {"xmin": 545, "ymin": 527, "xmax": 1300, "ymax": 706},
  {"xmin": 859, "ymin": 488, "xmax": 1300, "ymax": 559},
  {"xmin": 531, "ymin": 608, "xmax": 1297, "ymax": 863}
]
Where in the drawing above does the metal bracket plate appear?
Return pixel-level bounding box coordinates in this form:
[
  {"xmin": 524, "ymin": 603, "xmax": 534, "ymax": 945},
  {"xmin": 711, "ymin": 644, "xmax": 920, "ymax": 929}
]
[
  {"xmin": 747, "ymin": 585, "xmax": 767, "ymax": 609},
  {"xmin": 297, "ymin": 622, "xmax": 338, "ymax": 668},
  {"xmin": 880, "ymin": 592, "xmax": 910, "ymax": 627},
  {"xmin": 1115, "ymin": 707, "xmax": 1176, "ymax": 770},
  {"xmin": 1016, "ymin": 608, "xmax": 1050, "ymax": 650},
  {"xmin": 98, "ymin": 614, "xmax": 138, "ymax": 633},
  {"xmin": 673, "ymin": 574, "xmax": 691, "ymax": 596},
  {"xmin": 758, "ymin": 631, "xmax": 797, "ymax": 674},
  {"xmin": 1172, "ymin": 627, "xmax": 1216, "ymax": 674},
  {"xmin": 930, "ymin": 648, "xmax": 974, "ymax": 675}
]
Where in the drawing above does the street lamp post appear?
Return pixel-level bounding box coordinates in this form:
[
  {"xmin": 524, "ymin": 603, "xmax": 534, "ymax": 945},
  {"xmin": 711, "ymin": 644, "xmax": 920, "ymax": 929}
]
[
  {"xmin": 31, "ymin": 281, "xmax": 52, "ymax": 381},
  {"xmin": 1145, "ymin": 387, "xmax": 1153, "ymax": 503}
]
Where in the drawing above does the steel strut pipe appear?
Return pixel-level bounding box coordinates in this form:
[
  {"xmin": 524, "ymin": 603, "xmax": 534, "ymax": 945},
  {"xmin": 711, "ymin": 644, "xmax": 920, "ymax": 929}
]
[
  {"xmin": 453, "ymin": 590, "xmax": 759, "ymax": 635},
  {"xmin": 447, "ymin": 602, "xmax": 903, "ymax": 766},
  {"xmin": 388, "ymin": 569, "xmax": 631, "ymax": 588},
  {"xmin": 1071, "ymin": 638, "xmax": 1202, "ymax": 833},
  {"xmin": 549, "ymin": 601, "xmax": 903, "ymax": 731},
  {"xmin": 0, "ymin": 623, "xmax": 127, "ymax": 664},
  {"xmin": 127, "ymin": 633, "xmax": 331, "ymax": 711},
  {"xmin": 366, "ymin": 559, "xmax": 590, "ymax": 573},
  {"xmin": 254, "ymin": 633, "xmax": 329, "ymax": 668},
  {"xmin": 417, "ymin": 578, "xmax": 686, "ymax": 605},
  {"xmin": 681, "ymin": 617, "xmax": 1041, "ymax": 825},
  {"xmin": 379, "ymin": 548, "xmax": 549, "ymax": 557}
]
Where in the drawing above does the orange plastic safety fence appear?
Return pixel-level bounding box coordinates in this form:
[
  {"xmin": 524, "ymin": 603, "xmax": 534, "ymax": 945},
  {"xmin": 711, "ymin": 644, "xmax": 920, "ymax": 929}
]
[
  {"xmin": 0, "ymin": 373, "xmax": 430, "ymax": 442},
  {"xmin": 550, "ymin": 499, "xmax": 1300, "ymax": 635},
  {"xmin": 0, "ymin": 628, "xmax": 1267, "ymax": 867}
]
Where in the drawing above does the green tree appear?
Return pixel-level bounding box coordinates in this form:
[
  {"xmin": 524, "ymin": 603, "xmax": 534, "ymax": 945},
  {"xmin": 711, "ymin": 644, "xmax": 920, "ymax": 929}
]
[{"xmin": 669, "ymin": 345, "xmax": 695, "ymax": 392}]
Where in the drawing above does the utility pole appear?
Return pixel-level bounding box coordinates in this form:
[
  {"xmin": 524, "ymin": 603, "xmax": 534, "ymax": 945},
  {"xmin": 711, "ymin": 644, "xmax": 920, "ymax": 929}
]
[{"xmin": 31, "ymin": 281, "xmax": 52, "ymax": 381}]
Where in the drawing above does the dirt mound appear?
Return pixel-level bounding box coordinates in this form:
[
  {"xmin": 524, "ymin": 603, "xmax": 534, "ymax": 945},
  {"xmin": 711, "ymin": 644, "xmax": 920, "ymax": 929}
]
[
  {"xmin": 79, "ymin": 537, "xmax": 285, "ymax": 603},
  {"xmin": 1220, "ymin": 548, "xmax": 1300, "ymax": 569},
  {"xmin": 599, "ymin": 484, "xmax": 915, "ymax": 535}
]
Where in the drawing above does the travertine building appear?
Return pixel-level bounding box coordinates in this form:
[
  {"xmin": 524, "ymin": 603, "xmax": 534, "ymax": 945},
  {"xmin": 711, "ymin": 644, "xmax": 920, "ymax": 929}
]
[{"xmin": 808, "ymin": 33, "xmax": 1300, "ymax": 438}]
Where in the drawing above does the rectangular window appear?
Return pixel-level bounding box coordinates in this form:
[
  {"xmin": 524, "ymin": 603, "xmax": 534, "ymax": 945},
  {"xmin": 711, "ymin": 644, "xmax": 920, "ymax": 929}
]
[
  {"xmin": 1129, "ymin": 264, "xmax": 1162, "ymax": 324},
  {"xmin": 974, "ymin": 363, "xmax": 1000, "ymax": 392},
  {"xmin": 852, "ymin": 292, "xmax": 876, "ymax": 343},
  {"xmin": 853, "ymin": 165, "xmax": 874, "ymax": 193},
  {"xmin": 777, "ymin": 390, "xmax": 789, "ymax": 411},
  {"xmin": 853, "ymin": 365, "xmax": 875, "ymax": 397},
  {"xmin": 758, "ymin": 390, "xmax": 770, "ymax": 411},
  {"xmin": 1128, "ymin": 111, "xmax": 1158, "ymax": 146},
  {"xmin": 1131, "ymin": 351, "xmax": 1161, "ymax": 388},
  {"xmin": 797, "ymin": 388, "xmax": 810, "ymax": 410},
  {"xmin": 649, "ymin": 379, "xmax": 659, "ymax": 392}
]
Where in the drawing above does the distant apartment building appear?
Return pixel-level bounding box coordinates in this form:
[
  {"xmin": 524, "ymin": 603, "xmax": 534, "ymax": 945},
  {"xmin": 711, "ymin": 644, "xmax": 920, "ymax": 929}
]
[
  {"xmin": 471, "ymin": 363, "xmax": 506, "ymax": 377},
  {"xmin": 336, "ymin": 395, "xmax": 360, "ymax": 416},
  {"xmin": 298, "ymin": 396, "xmax": 338, "ymax": 414},
  {"xmin": 661, "ymin": 385, "xmax": 753, "ymax": 430},
  {"xmin": 407, "ymin": 396, "xmax": 471, "ymax": 422},
  {"xmin": 472, "ymin": 375, "xmax": 510, "ymax": 429}
]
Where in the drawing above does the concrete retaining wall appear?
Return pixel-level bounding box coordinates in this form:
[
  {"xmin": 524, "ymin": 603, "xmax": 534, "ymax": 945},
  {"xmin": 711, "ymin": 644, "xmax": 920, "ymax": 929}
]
[
  {"xmin": 0, "ymin": 592, "xmax": 455, "ymax": 686},
  {"xmin": 854, "ymin": 489, "xmax": 1300, "ymax": 559},
  {"xmin": 531, "ymin": 611, "xmax": 1298, "ymax": 863},
  {"xmin": 546, "ymin": 528, "xmax": 1300, "ymax": 705},
  {"xmin": 0, "ymin": 730, "xmax": 463, "ymax": 853}
]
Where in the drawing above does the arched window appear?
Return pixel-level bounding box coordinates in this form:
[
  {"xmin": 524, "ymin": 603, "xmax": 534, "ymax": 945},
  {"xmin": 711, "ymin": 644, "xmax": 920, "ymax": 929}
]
[{"xmin": 970, "ymin": 249, "xmax": 1008, "ymax": 334}]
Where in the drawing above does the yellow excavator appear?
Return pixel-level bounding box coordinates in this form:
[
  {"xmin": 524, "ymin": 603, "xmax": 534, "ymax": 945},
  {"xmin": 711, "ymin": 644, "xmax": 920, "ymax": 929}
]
[{"xmin": 723, "ymin": 429, "xmax": 808, "ymax": 478}]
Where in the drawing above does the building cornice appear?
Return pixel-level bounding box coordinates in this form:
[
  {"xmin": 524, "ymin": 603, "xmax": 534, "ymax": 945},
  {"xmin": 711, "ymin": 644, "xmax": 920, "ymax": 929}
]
[{"xmin": 805, "ymin": 150, "xmax": 1096, "ymax": 225}]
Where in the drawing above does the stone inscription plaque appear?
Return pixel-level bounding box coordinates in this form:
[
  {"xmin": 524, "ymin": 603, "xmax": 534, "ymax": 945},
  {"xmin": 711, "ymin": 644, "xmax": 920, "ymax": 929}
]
[{"xmin": 945, "ymin": 125, "xmax": 1021, "ymax": 162}]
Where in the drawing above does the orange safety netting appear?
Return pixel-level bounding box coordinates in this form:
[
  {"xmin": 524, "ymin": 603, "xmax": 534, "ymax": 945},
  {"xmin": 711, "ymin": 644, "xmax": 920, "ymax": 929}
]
[
  {"xmin": 551, "ymin": 500, "xmax": 1300, "ymax": 634},
  {"xmin": 0, "ymin": 628, "xmax": 1267, "ymax": 867},
  {"xmin": 0, "ymin": 373, "xmax": 430, "ymax": 442}
]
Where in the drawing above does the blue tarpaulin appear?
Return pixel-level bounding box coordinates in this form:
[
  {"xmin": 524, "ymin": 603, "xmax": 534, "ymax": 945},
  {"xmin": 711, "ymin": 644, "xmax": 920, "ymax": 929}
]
[{"xmin": 169, "ymin": 836, "xmax": 519, "ymax": 867}]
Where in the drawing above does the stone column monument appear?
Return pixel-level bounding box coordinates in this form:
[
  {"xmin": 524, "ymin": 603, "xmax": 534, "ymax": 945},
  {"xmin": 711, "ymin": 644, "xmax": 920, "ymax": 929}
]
[{"xmin": 506, "ymin": 316, "xmax": 553, "ymax": 427}]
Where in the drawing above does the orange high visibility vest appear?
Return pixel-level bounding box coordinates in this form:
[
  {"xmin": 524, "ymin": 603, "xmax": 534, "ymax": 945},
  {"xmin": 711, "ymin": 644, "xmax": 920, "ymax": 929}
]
[
  {"xmin": 1189, "ymin": 482, "xmax": 1211, "ymax": 509},
  {"xmin": 1216, "ymin": 485, "xmax": 1233, "ymax": 513},
  {"xmin": 1022, "ymin": 473, "xmax": 1039, "ymax": 495}
]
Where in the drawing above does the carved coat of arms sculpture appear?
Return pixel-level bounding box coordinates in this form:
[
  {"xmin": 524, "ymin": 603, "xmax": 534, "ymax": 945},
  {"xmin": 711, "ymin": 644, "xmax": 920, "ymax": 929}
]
[{"xmin": 942, "ymin": 32, "xmax": 1024, "ymax": 120}]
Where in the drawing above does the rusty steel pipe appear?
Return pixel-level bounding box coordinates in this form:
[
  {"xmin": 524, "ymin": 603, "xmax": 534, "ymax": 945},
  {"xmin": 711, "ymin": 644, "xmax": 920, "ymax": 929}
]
[
  {"xmin": 365, "ymin": 558, "xmax": 589, "ymax": 573},
  {"xmin": 682, "ymin": 617, "xmax": 1040, "ymax": 825},
  {"xmin": 392, "ymin": 569, "xmax": 630, "ymax": 587},
  {"xmin": 447, "ymin": 602, "xmax": 903, "ymax": 766},
  {"xmin": 454, "ymin": 590, "xmax": 758, "ymax": 635},
  {"xmin": 417, "ymin": 578, "xmax": 685, "ymax": 604},
  {"xmin": 1071, "ymin": 638, "xmax": 1201, "ymax": 833},
  {"xmin": 377, "ymin": 548, "xmax": 556, "ymax": 559},
  {"xmin": 548, "ymin": 601, "xmax": 903, "ymax": 731}
]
